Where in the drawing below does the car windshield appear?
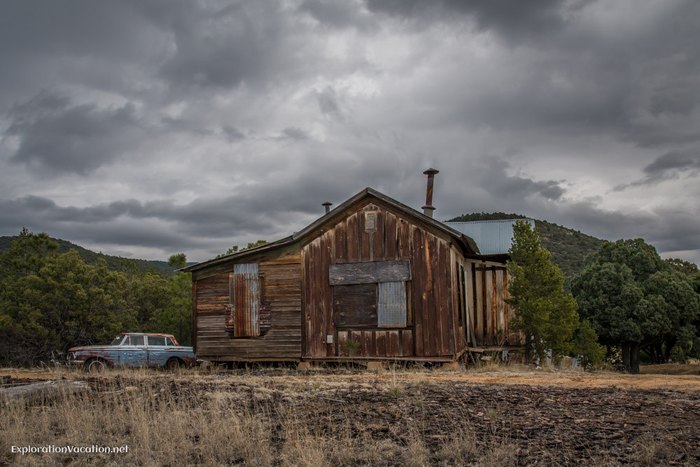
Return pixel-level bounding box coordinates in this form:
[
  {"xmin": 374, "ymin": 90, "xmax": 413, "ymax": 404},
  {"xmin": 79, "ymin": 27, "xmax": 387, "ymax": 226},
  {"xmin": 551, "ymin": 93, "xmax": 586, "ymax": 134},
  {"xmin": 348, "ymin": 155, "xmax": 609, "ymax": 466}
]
[{"xmin": 111, "ymin": 335, "xmax": 125, "ymax": 345}]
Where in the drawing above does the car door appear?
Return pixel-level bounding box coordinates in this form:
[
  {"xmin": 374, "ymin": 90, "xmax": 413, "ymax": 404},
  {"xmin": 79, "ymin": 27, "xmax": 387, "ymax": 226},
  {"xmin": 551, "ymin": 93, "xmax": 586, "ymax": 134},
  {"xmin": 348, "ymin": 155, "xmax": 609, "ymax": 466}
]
[
  {"xmin": 120, "ymin": 335, "xmax": 147, "ymax": 367},
  {"xmin": 146, "ymin": 335, "xmax": 168, "ymax": 367}
]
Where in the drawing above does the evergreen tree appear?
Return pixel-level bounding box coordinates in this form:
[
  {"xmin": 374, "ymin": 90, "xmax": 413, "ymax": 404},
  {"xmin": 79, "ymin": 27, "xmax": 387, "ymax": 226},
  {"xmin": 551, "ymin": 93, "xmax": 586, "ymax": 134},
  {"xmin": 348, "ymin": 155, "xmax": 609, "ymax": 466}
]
[
  {"xmin": 571, "ymin": 239, "xmax": 700, "ymax": 372},
  {"xmin": 507, "ymin": 221, "xmax": 579, "ymax": 363}
]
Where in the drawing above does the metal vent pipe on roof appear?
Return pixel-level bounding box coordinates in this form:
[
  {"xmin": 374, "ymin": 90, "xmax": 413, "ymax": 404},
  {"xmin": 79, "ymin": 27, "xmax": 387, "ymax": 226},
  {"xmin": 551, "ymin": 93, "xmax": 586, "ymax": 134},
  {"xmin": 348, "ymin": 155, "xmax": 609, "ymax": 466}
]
[
  {"xmin": 322, "ymin": 201, "xmax": 332, "ymax": 214},
  {"xmin": 422, "ymin": 168, "xmax": 439, "ymax": 217}
]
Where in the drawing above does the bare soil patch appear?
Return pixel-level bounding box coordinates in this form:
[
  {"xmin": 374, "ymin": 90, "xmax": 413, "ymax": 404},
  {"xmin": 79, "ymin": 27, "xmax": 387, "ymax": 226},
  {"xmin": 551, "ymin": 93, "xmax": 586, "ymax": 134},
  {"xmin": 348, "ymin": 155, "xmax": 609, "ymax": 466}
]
[{"xmin": 2, "ymin": 367, "xmax": 699, "ymax": 466}]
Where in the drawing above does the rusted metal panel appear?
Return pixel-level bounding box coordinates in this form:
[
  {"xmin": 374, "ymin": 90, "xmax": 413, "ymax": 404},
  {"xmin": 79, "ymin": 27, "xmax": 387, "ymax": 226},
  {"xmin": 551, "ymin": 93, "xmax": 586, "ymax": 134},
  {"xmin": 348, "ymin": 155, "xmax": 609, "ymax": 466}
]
[
  {"xmin": 378, "ymin": 281, "xmax": 407, "ymax": 327},
  {"xmin": 329, "ymin": 260, "xmax": 411, "ymax": 285},
  {"xmin": 333, "ymin": 284, "xmax": 377, "ymax": 327},
  {"xmin": 227, "ymin": 263, "xmax": 261, "ymax": 337}
]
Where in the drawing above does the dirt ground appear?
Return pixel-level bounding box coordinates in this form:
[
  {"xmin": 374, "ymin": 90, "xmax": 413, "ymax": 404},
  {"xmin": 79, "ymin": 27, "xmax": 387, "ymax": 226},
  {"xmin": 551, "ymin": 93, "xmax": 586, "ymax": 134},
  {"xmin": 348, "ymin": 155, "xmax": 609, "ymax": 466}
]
[{"xmin": 3, "ymin": 365, "xmax": 700, "ymax": 465}]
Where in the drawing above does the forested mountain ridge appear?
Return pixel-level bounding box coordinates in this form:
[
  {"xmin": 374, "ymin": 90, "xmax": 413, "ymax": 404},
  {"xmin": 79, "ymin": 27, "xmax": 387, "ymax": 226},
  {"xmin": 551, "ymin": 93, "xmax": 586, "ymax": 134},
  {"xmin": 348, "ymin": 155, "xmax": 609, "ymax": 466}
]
[
  {"xmin": 447, "ymin": 212, "xmax": 605, "ymax": 278},
  {"xmin": 0, "ymin": 235, "xmax": 175, "ymax": 276}
]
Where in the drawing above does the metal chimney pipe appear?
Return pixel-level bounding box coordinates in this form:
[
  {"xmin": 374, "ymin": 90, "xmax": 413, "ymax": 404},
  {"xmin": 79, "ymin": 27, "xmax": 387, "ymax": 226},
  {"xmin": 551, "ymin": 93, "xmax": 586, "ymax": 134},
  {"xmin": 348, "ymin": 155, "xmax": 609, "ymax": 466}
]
[
  {"xmin": 422, "ymin": 168, "xmax": 439, "ymax": 217},
  {"xmin": 322, "ymin": 201, "xmax": 332, "ymax": 214}
]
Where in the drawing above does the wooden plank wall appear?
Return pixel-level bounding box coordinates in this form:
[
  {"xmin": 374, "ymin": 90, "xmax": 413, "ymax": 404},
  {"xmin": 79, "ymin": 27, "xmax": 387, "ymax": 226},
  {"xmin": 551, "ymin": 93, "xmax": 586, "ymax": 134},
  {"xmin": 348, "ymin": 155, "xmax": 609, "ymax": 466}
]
[
  {"xmin": 302, "ymin": 202, "xmax": 456, "ymax": 359},
  {"xmin": 466, "ymin": 259, "xmax": 521, "ymax": 347},
  {"xmin": 194, "ymin": 254, "xmax": 302, "ymax": 360}
]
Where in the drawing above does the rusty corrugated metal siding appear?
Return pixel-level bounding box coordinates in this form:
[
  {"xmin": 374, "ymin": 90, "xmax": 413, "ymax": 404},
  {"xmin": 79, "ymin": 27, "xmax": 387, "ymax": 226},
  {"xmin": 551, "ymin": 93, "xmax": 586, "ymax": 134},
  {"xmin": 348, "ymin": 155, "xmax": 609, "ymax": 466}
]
[{"xmin": 230, "ymin": 263, "xmax": 260, "ymax": 337}]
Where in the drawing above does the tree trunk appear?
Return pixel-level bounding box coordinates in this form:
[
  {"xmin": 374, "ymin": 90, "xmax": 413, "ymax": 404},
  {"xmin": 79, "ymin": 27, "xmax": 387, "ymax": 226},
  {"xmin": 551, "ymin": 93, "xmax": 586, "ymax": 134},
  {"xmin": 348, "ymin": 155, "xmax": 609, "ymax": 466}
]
[
  {"xmin": 663, "ymin": 336, "xmax": 676, "ymax": 362},
  {"xmin": 630, "ymin": 343, "xmax": 640, "ymax": 374},
  {"xmin": 622, "ymin": 344, "xmax": 631, "ymax": 373}
]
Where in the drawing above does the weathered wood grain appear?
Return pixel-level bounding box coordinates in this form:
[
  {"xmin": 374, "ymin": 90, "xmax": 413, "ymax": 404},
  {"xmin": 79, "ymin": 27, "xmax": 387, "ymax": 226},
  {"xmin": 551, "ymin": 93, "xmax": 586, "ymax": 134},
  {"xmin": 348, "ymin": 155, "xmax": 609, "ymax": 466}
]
[{"xmin": 328, "ymin": 260, "xmax": 411, "ymax": 285}]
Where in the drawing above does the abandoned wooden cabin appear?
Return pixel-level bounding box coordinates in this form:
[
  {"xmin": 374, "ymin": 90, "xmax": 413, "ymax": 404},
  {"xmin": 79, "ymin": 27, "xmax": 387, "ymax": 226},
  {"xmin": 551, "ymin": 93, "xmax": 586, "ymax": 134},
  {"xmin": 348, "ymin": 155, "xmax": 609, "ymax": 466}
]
[{"xmin": 184, "ymin": 175, "xmax": 522, "ymax": 364}]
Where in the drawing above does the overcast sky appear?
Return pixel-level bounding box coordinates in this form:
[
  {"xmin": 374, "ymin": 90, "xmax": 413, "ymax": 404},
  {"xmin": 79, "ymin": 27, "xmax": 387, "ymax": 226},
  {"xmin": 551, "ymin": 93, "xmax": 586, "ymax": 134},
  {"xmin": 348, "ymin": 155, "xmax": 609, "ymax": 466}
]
[{"xmin": 1, "ymin": 0, "xmax": 699, "ymax": 264}]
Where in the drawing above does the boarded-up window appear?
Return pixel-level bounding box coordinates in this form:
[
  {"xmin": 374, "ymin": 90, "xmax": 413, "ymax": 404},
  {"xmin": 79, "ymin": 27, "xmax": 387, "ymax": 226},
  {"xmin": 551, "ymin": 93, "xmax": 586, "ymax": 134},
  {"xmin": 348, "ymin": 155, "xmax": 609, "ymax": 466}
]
[
  {"xmin": 226, "ymin": 263, "xmax": 261, "ymax": 337},
  {"xmin": 333, "ymin": 284, "xmax": 377, "ymax": 327},
  {"xmin": 330, "ymin": 260, "xmax": 409, "ymax": 328},
  {"xmin": 378, "ymin": 281, "xmax": 407, "ymax": 327}
]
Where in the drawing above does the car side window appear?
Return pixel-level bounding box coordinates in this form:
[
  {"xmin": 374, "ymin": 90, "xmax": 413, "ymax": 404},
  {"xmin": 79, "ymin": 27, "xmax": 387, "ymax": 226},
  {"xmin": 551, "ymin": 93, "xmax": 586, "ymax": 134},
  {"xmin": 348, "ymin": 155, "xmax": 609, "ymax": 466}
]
[
  {"xmin": 148, "ymin": 336, "xmax": 166, "ymax": 346},
  {"xmin": 129, "ymin": 335, "xmax": 145, "ymax": 346},
  {"xmin": 166, "ymin": 337, "xmax": 176, "ymax": 346}
]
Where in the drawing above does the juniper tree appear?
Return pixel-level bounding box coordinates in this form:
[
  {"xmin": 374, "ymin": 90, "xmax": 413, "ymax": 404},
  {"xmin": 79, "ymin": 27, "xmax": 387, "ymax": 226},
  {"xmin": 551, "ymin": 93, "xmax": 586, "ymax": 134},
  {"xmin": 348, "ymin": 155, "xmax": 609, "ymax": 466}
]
[
  {"xmin": 507, "ymin": 221, "xmax": 579, "ymax": 363},
  {"xmin": 572, "ymin": 239, "xmax": 700, "ymax": 372}
]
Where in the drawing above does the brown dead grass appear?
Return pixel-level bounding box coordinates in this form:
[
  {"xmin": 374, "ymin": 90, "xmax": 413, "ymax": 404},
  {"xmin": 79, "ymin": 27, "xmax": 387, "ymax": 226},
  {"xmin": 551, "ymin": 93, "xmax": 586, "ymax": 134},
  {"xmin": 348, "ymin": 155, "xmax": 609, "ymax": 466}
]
[
  {"xmin": 1, "ymin": 365, "xmax": 699, "ymax": 466},
  {"xmin": 4, "ymin": 363, "xmax": 700, "ymax": 392}
]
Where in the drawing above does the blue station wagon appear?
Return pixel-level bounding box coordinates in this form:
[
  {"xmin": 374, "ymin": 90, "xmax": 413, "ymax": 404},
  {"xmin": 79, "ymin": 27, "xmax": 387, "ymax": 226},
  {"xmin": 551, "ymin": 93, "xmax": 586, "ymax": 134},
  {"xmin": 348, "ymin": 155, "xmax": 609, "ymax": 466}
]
[{"xmin": 68, "ymin": 333, "xmax": 197, "ymax": 373}]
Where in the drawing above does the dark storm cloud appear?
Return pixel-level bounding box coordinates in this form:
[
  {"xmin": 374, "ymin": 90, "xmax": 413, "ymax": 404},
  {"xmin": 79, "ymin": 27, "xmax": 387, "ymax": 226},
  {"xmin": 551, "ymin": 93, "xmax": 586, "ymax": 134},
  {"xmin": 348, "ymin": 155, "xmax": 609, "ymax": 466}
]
[
  {"xmin": 369, "ymin": 0, "xmax": 700, "ymax": 151},
  {"xmin": 222, "ymin": 126, "xmax": 246, "ymax": 141},
  {"xmin": 317, "ymin": 87, "xmax": 342, "ymax": 117},
  {"xmin": 0, "ymin": 1, "xmax": 157, "ymax": 60},
  {"xmin": 0, "ymin": 0, "xmax": 698, "ymax": 264},
  {"xmin": 160, "ymin": 116, "xmax": 214, "ymax": 136},
  {"xmin": 280, "ymin": 127, "xmax": 309, "ymax": 141},
  {"xmin": 365, "ymin": 0, "xmax": 577, "ymax": 40},
  {"xmin": 299, "ymin": 0, "xmax": 377, "ymax": 30},
  {"xmin": 157, "ymin": 2, "xmax": 295, "ymax": 89},
  {"xmin": 645, "ymin": 151, "xmax": 700, "ymax": 175},
  {"xmin": 5, "ymin": 92, "xmax": 145, "ymax": 175},
  {"xmin": 474, "ymin": 158, "xmax": 566, "ymax": 202},
  {"xmin": 615, "ymin": 150, "xmax": 700, "ymax": 189}
]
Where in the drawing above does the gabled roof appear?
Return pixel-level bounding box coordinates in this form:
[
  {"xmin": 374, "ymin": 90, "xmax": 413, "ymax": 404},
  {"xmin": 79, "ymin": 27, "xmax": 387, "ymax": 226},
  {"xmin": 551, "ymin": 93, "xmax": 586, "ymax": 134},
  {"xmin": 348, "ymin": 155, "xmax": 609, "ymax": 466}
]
[{"xmin": 183, "ymin": 187, "xmax": 480, "ymax": 272}]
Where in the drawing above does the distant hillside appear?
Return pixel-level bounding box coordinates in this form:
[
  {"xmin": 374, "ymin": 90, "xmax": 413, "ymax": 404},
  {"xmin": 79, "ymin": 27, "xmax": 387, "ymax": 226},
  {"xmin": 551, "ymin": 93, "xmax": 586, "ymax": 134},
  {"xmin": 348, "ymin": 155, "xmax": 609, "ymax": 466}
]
[
  {"xmin": 447, "ymin": 212, "xmax": 605, "ymax": 279},
  {"xmin": 0, "ymin": 235, "xmax": 175, "ymax": 276}
]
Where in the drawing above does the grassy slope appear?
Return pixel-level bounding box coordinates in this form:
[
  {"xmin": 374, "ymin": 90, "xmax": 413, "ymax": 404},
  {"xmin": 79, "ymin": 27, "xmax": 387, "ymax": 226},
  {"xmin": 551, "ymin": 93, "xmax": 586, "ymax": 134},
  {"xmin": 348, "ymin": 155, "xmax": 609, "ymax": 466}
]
[
  {"xmin": 447, "ymin": 212, "xmax": 605, "ymax": 278},
  {"xmin": 0, "ymin": 235, "xmax": 174, "ymax": 276}
]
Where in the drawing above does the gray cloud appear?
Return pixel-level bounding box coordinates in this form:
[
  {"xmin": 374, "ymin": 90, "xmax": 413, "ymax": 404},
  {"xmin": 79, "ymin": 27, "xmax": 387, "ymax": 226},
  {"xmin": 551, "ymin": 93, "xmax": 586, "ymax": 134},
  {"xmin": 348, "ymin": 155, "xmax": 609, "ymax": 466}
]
[
  {"xmin": 616, "ymin": 150, "xmax": 700, "ymax": 189},
  {"xmin": 5, "ymin": 92, "xmax": 145, "ymax": 175},
  {"xmin": 280, "ymin": 127, "xmax": 309, "ymax": 141},
  {"xmin": 317, "ymin": 87, "xmax": 342, "ymax": 118},
  {"xmin": 0, "ymin": 0, "xmax": 699, "ymax": 265},
  {"xmin": 222, "ymin": 126, "xmax": 246, "ymax": 142},
  {"xmin": 300, "ymin": 0, "xmax": 376, "ymax": 30},
  {"xmin": 366, "ymin": 0, "xmax": 576, "ymax": 41},
  {"xmin": 157, "ymin": 2, "xmax": 303, "ymax": 90}
]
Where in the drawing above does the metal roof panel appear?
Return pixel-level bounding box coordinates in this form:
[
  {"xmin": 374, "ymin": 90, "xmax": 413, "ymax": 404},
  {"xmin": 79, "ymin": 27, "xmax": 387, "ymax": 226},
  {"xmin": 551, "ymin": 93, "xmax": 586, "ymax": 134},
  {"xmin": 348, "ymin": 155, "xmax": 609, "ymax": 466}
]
[{"xmin": 445, "ymin": 219, "xmax": 535, "ymax": 255}]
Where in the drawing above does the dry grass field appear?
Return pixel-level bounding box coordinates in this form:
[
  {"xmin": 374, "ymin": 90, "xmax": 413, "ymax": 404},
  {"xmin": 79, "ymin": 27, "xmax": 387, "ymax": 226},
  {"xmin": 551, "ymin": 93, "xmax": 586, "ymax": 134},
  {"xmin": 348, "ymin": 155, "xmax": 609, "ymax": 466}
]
[{"xmin": 2, "ymin": 364, "xmax": 700, "ymax": 466}]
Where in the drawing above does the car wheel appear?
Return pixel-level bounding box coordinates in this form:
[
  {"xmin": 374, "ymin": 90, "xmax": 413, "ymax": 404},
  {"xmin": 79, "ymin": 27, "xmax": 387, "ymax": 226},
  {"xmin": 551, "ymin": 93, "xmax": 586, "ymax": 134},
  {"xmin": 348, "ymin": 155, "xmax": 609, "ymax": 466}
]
[
  {"xmin": 166, "ymin": 358, "xmax": 182, "ymax": 370},
  {"xmin": 86, "ymin": 359, "xmax": 106, "ymax": 374}
]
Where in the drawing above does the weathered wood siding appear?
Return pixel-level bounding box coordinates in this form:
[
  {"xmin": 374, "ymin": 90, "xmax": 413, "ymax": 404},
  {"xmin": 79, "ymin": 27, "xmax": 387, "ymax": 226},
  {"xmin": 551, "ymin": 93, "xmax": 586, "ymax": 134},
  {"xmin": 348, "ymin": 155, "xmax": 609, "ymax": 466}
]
[
  {"xmin": 465, "ymin": 259, "xmax": 522, "ymax": 347},
  {"xmin": 302, "ymin": 202, "xmax": 456, "ymax": 359},
  {"xmin": 193, "ymin": 254, "xmax": 302, "ymax": 360}
]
